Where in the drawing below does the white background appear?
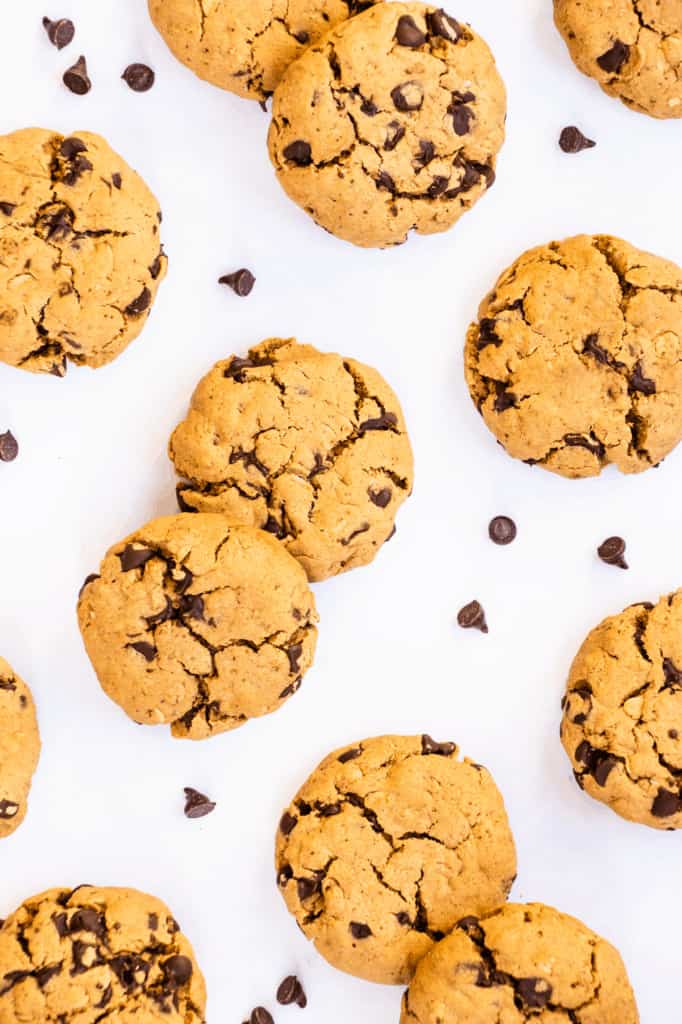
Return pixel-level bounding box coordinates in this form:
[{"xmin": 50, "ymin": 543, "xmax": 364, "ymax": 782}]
[{"xmin": 1, "ymin": 2, "xmax": 681, "ymax": 1021}]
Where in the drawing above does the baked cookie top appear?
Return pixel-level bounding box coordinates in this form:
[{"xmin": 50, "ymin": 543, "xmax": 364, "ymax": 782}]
[
  {"xmin": 0, "ymin": 128, "xmax": 166, "ymax": 376},
  {"xmin": 401, "ymin": 902, "xmax": 639, "ymax": 1023},
  {"xmin": 148, "ymin": 0, "xmax": 382, "ymax": 101},
  {"xmin": 465, "ymin": 234, "xmax": 682, "ymax": 479},
  {"xmin": 77, "ymin": 514, "xmax": 318, "ymax": 740},
  {"xmin": 554, "ymin": 0, "xmax": 682, "ymax": 119},
  {"xmin": 0, "ymin": 885, "xmax": 206, "ymax": 1023},
  {"xmin": 268, "ymin": 3, "xmax": 506, "ymax": 248},
  {"xmin": 169, "ymin": 337, "xmax": 414, "ymax": 582},
  {"xmin": 0, "ymin": 657, "xmax": 40, "ymax": 840},
  {"xmin": 275, "ymin": 734, "xmax": 517, "ymax": 984}
]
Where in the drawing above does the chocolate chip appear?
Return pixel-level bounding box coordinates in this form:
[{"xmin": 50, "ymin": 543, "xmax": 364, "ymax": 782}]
[
  {"xmin": 36, "ymin": 964, "xmax": 62, "ymax": 988},
  {"xmin": 451, "ymin": 105, "xmax": 474, "ymax": 135},
  {"xmin": 376, "ymin": 170, "xmax": 396, "ymax": 193},
  {"xmin": 360, "ymin": 96, "xmax": 378, "ymax": 115},
  {"xmin": 663, "ymin": 658, "xmax": 682, "ymax": 689},
  {"xmin": 428, "ymin": 176, "xmax": 449, "ymax": 197},
  {"xmin": 0, "ymin": 800, "xmax": 19, "ymax": 819},
  {"xmin": 69, "ymin": 909, "xmax": 106, "ymax": 936},
  {"xmin": 130, "ymin": 641, "xmax": 156, "ymax": 662},
  {"xmin": 110, "ymin": 953, "xmax": 149, "ymax": 991},
  {"xmin": 457, "ymin": 600, "xmax": 488, "ymax": 633},
  {"xmin": 338, "ymin": 746, "xmax": 362, "ymax": 763},
  {"xmin": 369, "ymin": 487, "xmax": 391, "ymax": 508},
  {"xmin": 149, "ymin": 251, "xmax": 164, "ymax": 278},
  {"xmin": 421, "ymin": 734, "xmax": 456, "ymax": 756},
  {"xmin": 297, "ymin": 877, "xmax": 320, "ymax": 901},
  {"xmin": 391, "ymin": 81, "xmax": 423, "ymax": 112},
  {"xmin": 652, "ymin": 788, "xmax": 681, "ymax": 818},
  {"xmin": 488, "ymin": 516, "xmax": 517, "ymax": 545},
  {"xmin": 280, "ymin": 812, "xmax": 297, "ymax": 836},
  {"xmin": 43, "ymin": 16, "xmax": 75, "ymax": 49},
  {"xmin": 384, "ymin": 121, "xmax": 405, "ymax": 151},
  {"xmin": 219, "ymin": 269, "xmax": 255, "ymax": 297},
  {"xmin": 359, "ymin": 412, "xmax": 398, "ymax": 433},
  {"xmin": 0, "ymin": 202, "xmax": 15, "ymax": 215},
  {"xmin": 0, "ymin": 431, "xmax": 19, "ymax": 463},
  {"xmin": 295, "ymin": 30, "xmax": 309, "ymax": 44},
  {"xmin": 122, "ymin": 63, "xmax": 155, "ymax": 92},
  {"xmin": 597, "ymin": 536, "xmax": 628, "ymax": 570},
  {"xmin": 426, "ymin": 9, "xmax": 463, "ymax": 41},
  {"xmin": 125, "ymin": 286, "xmax": 151, "ymax": 317},
  {"xmin": 349, "ymin": 922, "xmax": 372, "ymax": 939},
  {"xmin": 277, "ymin": 975, "xmax": 306, "ymax": 1008},
  {"xmin": 395, "ymin": 15, "xmax": 426, "ymax": 47},
  {"xmin": 183, "ymin": 787, "xmax": 216, "ymax": 819},
  {"xmin": 179, "ymin": 594, "xmax": 205, "ymax": 621},
  {"xmin": 148, "ymin": 913, "xmax": 159, "ymax": 931},
  {"xmin": 592, "ymin": 755, "xmax": 617, "ymax": 787},
  {"xmin": 559, "ymin": 126, "xmax": 595, "ymax": 153},
  {"xmin": 287, "ymin": 644, "xmax": 303, "ymax": 674},
  {"xmin": 63, "ymin": 55, "xmax": 91, "ymax": 95},
  {"xmin": 317, "ymin": 802, "xmax": 341, "ymax": 817},
  {"xmin": 118, "ymin": 545, "xmax": 155, "ymax": 571},
  {"xmin": 283, "ymin": 140, "xmax": 312, "ymax": 166},
  {"xmin": 415, "ymin": 139, "xmax": 435, "ymax": 166},
  {"xmin": 162, "ymin": 955, "xmax": 193, "ymax": 988},
  {"xmin": 629, "ymin": 361, "xmax": 656, "ymax": 395},
  {"xmin": 250, "ymin": 1009, "xmax": 274, "ymax": 1024},
  {"xmin": 111, "ymin": 172, "xmax": 122, "ymax": 189},
  {"xmin": 597, "ymin": 40, "xmax": 630, "ymax": 74},
  {"xmin": 477, "ymin": 318, "xmax": 502, "ymax": 350},
  {"xmin": 517, "ymin": 978, "xmax": 552, "ymax": 1009}
]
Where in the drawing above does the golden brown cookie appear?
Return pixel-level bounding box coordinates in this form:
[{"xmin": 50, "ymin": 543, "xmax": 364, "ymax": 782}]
[
  {"xmin": 554, "ymin": 0, "xmax": 682, "ymax": 119},
  {"xmin": 77, "ymin": 514, "xmax": 318, "ymax": 740},
  {"xmin": 0, "ymin": 128, "xmax": 166, "ymax": 376},
  {"xmin": 268, "ymin": 3, "xmax": 506, "ymax": 248},
  {"xmin": 465, "ymin": 234, "xmax": 682, "ymax": 479},
  {"xmin": 148, "ymin": 0, "xmax": 382, "ymax": 101},
  {"xmin": 169, "ymin": 338, "xmax": 414, "ymax": 582},
  {"xmin": 275, "ymin": 734, "xmax": 517, "ymax": 984},
  {"xmin": 0, "ymin": 885, "xmax": 206, "ymax": 1023},
  {"xmin": 401, "ymin": 902, "xmax": 639, "ymax": 1023},
  {"xmin": 0, "ymin": 657, "xmax": 40, "ymax": 839}
]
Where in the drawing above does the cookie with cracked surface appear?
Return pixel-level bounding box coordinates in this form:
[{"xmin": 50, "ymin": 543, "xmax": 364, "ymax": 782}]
[
  {"xmin": 148, "ymin": 0, "xmax": 382, "ymax": 101},
  {"xmin": 401, "ymin": 902, "xmax": 639, "ymax": 1023},
  {"xmin": 170, "ymin": 337, "xmax": 414, "ymax": 582},
  {"xmin": 275, "ymin": 734, "xmax": 517, "ymax": 984},
  {"xmin": 0, "ymin": 128, "xmax": 166, "ymax": 376},
  {"xmin": 0, "ymin": 657, "xmax": 40, "ymax": 839},
  {"xmin": 268, "ymin": 3, "xmax": 506, "ymax": 248},
  {"xmin": 0, "ymin": 885, "xmax": 206, "ymax": 1023},
  {"xmin": 465, "ymin": 234, "xmax": 682, "ymax": 478},
  {"xmin": 554, "ymin": 0, "xmax": 682, "ymax": 119},
  {"xmin": 561, "ymin": 589, "xmax": 682, "ymax": 829},
  {"xmin": 77, "ymin": 513, "xmax": 318, "ymax": 739}
]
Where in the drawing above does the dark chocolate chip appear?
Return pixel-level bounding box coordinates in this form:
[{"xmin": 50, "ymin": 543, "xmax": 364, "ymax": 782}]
[
  {"xmin": 426, "ymin": 9, "xmax": 463, "ymax": 41},
  {"xmin": 277, "ymin": 975, "xmax": 307, "ymax": 1007},
  {"xmin": 338, "ymin": 746, "xmax": 362, "ymax": 763},
  {"xmin": 0, "ymin": 431, "xmax": 19, "ymax": 463},
  {"xmin": 488, "ymin": 516, "xmax": 517, "ymax": 545},
  {"xmin": 360, "ymin": 96, "xmax": 378, "ymax": 115},
  {"xmin": 118, "ymin": 545, "xmax": 155, "ymax": 571},
  {"xmin": 219, "ymin": 268, "xmax": 255, "ymax": 297},
  {"xmin": 384, "ymin": 121, "xmax": 405, "ymax": 151},
  {"xmin": 597, "ymin": 40, "xmax": 630, "ymax": 74},
  {"xmin": 295, "ymin": 30, "xmax": 310, "ymax": 44},
  {"xmin": 349, "ymin": 922, "xmax": 372, "ymax": 939},
  {"xmin": 597, "ymin": 536, "xmax": 628, "ymax": 570},
  {"xmin": 317, "ymin": 802, "xmax": 341, "ymax": 817},
  {"xmin": 0, "ymin": 202, "xmax": 16, "ymax": 215},
  {"xmin": 43, "ymin": 16, "xmax": 75, "ymax": 49},
  {"xmin": 457, "ymin": 600, "xmax": 488, "ymax": 633},
  {"xmin": 395, "ymin": 15, "xmax": 426, "ymax": 47},
  {"xmin": 369, "ymin": 487, "xmax": 391, "ymax": 508},
  {"xmin": 69, "ymin": 909, "xmax": 106, "ymax": 936},
  {"xmin": 359, "ymin": 412, "xmax": 398, "ymax": 433},
  {"xmin": 652, "ymin": 788, "xmax": 681, "ymax": 818},
  {"xmin": 421, "ymin": 734, "xmax": 456, "ymax": 757},
  {"xmin": 663, "ymin": 658, "xmax": 682, "ymax": 689},
  {"xmin": 36, "ymin": 964, "xmax": 62, "ymax": 988},
  {"xmin": 376, "ymin": 170, "xmax": 396, "ymax": 193},
  {"xmin": 162, "ymin": 954, "xmax": 193, "ymax": 988},
  {"xmin": 592, "ymin": 755, "xmax": 617, "ymax": 787},
  {"xmin": 149, "ymin": 250, "xmax": 164, "ymax": 278},
  {"xmin": 415, "ymin": 139, "xmax": 435, "ymax": 166},
  {"xmin": 63, "ymin": 55, "xmax": 91, "ymax": 95},
  {"xmin": 130, "ymin": 641, "xmax": 156, "ymax": 662},
  {"xmin": 125, "ymin": 286, "xmax": 151, "ymax": 317},
  {"xmin": 297, "ymin": 877, "xmax": 320, "ymax": 901},
  {"xmin": 122, "ymin": 63, "xmax": 155, "ymax": 92},
  {"xmin": 629, "ymin": 361, "xmax": 656, "ymax": 396},
  {"xmin": 148, "ymin": 913, "xmax": 159, "ymax": 931},
  {"xmin": 391, "ymin": 81, "xmax": 423, "ymax": 112},
  {"xmin": 110, "ymin": 953, "xmax": 149, "ymax": 991},
  {"xmin": 250, "ymin": 1009, "xmax": 274, "ymax": 1024},
  {"xmin": 517, "ymin": 977, "xmax": 552, "ymax": 1009},
  {"xmin": 280, "ymin": 811, "xmax": 298, "ymax": 836},
  {"xmin": 477, "ymin": 318, "xmax": 502, "ymax": 350},
  {"xmin": 582, "ymin": 333, "xmax": 616, "ymax": 365},
  {"xmin": 428, "ymin": 175, "xmax": 449, "ymax": 197},
  {"xmin": 111, "ymin": 172, "xmax": 122, "ymax": 189},
  {"xmin": 283, "ymin": 140, "xmax": 312, "ymax": 166},
  {"xmin": 287, "ymin": 644, "xmax": 303, "ymax": 674},
  {"xmin": 179, "ymin": 594, "xmax": 205, "ymax": 621},
  {"xmin": 559, "ymin": 126, "xmax": 596, "ymax": 153},
  {"xmin": 183, "ymin": 787, "xmax": 216, "ymax": 819}
]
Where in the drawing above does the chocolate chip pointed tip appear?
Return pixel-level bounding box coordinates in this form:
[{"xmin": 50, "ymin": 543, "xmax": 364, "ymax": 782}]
[
  {"xmin": 597, "ymin": 536, "xmax": 628, "ymax": 569},
  {"xmin": 277, "ymin": 975, "xmax": 306, "ymax": 1007},
  {"xmin": 183, "ymin": 787, "xmax": 216, "ymax": 819}
]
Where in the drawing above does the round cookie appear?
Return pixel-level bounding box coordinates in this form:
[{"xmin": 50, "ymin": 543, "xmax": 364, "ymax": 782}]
[
  {"xmin": 0, "ymin": 128, "xmax": 166, "ymax": 376},
  {"xmin": 465, "ymin": 234, "xmax": 682, "ymax": 479},
  {"xmin": 401, "ymin": 902, "xmax": 639, "ymax": 1024},
  {"xmin": 275, "ymin": 734, "xmax": 517, "ymax": 984},
  {"xmin": 169, "ymin": 337, "xmax": 414, "ymax": 582},
  {"xmin": 148, "ymin": 0, "xmax": 382, "ymax": 101},
  {"xmin": 77, "ymin": 514, "xmax": 318, "ymax": 740},
  {"xmin": 554, "ymin": 0, "xmax": 682, "ymax": 119},
  {"xmin": 268, "ymin": 3, "xmax": 506, "ymax": 248},
  {"xmin": 561, "ymin": 589, "xmax": 682, "ymax": 829},
  {"xmin": 0, "ymin": 658, "xmax": 40, "ymax": 839},
  {"xmin": 0, "ymin": 885, "xmax": 206, "ymax": 1023}
]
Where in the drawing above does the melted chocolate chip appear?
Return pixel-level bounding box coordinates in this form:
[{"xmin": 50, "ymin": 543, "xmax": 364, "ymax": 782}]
[
  {"xmin": 129, "ymin": 641, "xmax": 156, "ymax": 662},
  {"xmin": 338, "ymin": 746, "xmax": 362, "ymax": 763},
  {"xmin": 125, "ymin": 286, "xmax": 152, "ymax": 317},
  {"xmin": 517, "ymin": 977, "xmax": 552, "ymax": 1009},
  {"xmin": 597, "ymin": 536, "xmax": 628, "ymax": 569},
  {"xmin": 426, "ymin": 9, "xmax": 463, "ymax": 41},
  {"xmin": 118, "ymin": 545, "xmax": 155, "ymax": 571},
  {"xmin": 629, "ymin": 361, "xmax": 656, "ymax": 396},
  {"xmin": 280, "ymin": 812, "xmax": 297, "ymax": 835},
  {"xmin": 652, "ymin": 788, "xmax": 681, "ymax": 818},
  {"xmin": 597, "ymin": 40, "xmax": 630, "ymax": 74},
  {"xmin": 384, "ymin": 121, "xmax": 405, "ymax": 151},
  {"xmin": 369, "ymin": 487, "xmax": 392, "ymax": 508},
  {"xmin": 395, "ymin": 15, "xmax": 426, "ymax": 47}
]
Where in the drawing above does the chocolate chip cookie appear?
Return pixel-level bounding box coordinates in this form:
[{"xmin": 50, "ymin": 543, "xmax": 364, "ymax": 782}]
[
  {"xmin": 275, "ymin": 734, "xmax": 517, "ymax": 984},
  {"xmin": 465, "ymin": 234, "xmax": 682, "ymax": 478},
  {"xmin": 148, "ymin": 0, "xmax": 382, "ymax": 101},
  {"xmin": 0, "ymin": 657, "xmax": 40, "ymax": 839},
  {"xmin": 268, "ymin": 3, "xmax": 506, "ymax": 248},
  {"xmin": 0, "ymin": 128, "xmax": 166, "ymax": 376},
  {"xmin": 561, "ymin": 589, "xmax": 682, "ymax": 829},
  {"xmin": 77, "ymin": 514, "xmax": 318, "ymax": 740},
  {"xmin": 554, "ymin": 0, "xmax": 682, "ymax": 119},
  {"xmin": 401, "ymin": 902, "xmax": 639, "ymax": 1023},
  {"xmin": 169, "ymin": 338, "xmax": 414, "ymax": 582},
  {"xmin": 0, "ymin": 885, "xmax": 206, "ymax": 1022}
]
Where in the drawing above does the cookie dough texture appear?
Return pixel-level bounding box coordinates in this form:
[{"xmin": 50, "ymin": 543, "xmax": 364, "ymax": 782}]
[
  {"xmin": 268, "ymin": 3, "xmax": 506, "ymax": 248},
  {"xmin": 148, "ymin": 0, "xmax": 382, "ymax": 101},
  {"xmin": 0, "ymin": 128, "xmax": 166, "ymax": 376},
  {"xmin": 554, "ymin": 0, "xmax": 682, "ymax": 119},
  {"xmin": 561, "ymin": 589, "xmax": 682, "ymax": 829},
  {"xmin": 0, "ymin": 885, "xmax": 206, "ymax": 1023},
  {"xmin": 170, "ymin": 338, "xmax": 414, "ymax": 582},
  {"xmin": 77, "ymin": 514, "xmax": 318, "ymax": 740},
  {"xmin": 465, "ymin": 234, "xmax": 682, "ymax": 479},
  {"xmin": 0, "ymin": 658, "xmax": 40, "ymax": 839},
  {"xmin": 275, "ymin": 734, "xmax": 517, "ymax": 984},
  {"xmin": 401, "ymin": 902, "xmax": 639, "ymax": 1024}
]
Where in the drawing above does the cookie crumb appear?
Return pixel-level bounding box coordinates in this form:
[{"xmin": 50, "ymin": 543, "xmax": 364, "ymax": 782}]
[{"xmin": 122, "ymin": 63, "xmax": 155, "ymax": 92}]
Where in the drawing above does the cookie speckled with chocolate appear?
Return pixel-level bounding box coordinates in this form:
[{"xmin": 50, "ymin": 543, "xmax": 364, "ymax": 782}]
[{"xmin": 0, "ymin": 657, "xmax": 40, "ymax": 840}]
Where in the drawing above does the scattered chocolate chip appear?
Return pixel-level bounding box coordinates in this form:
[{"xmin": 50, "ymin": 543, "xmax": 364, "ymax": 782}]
[
  {"xmin": 277, "ymin": 975, "xmax": 307, "ymax": 1008},
  {"xmin": 0, "ymin": 431, "xmax": 19, "ymax": 463},
  {"xmin": 130, "ymin": 641, "xmax": 156, "ymax": 662},
  {"xmin": 597, "ymin": 40, "xmax": 630, "ymax": 74},
  {"xmin": 426, "ymin": 9, "xmax": 463, "ymax": 41},
  {"xmin": 369, "ymin": 487, "xmax": 391, "ymax": 508},
  {"xmin": 349, "ymin": 922, "xmax": 372, "ymax": 939},
  {"xmin": 652, "ymin": 788, "xmax": 681, "ymax": 818},
  {"xmin": 36, "ymin": 964, "xmax": 61, "ymax": 988},
  {"xmin": 122, "ymin": 63, "xmax": 155, "ymax": 92},
  {"xmin": 457, "ymin": 600, "xmax": 488, "ymax": 633},
  {"xmin": 69, "ymin": 909, "xmax": 106, "ymax": 936},
  {"xmin": 162, "ymin": 954, "xmax": 193, "ymax": 988},
  {"xmin": 43, "ymin": 16, "xmax": 75, "ymax": 49},
  {"xmin": 559, "ymin": 126, "xmax": 595, "ymax": 153},
  {"xmin": 118, "ymin": 545, "xmax": 155, "ymax": 571},
  {"xmin": 250, "ymin": 1009, "xmax": 274, "ymax": 1024},
  {"xmin": 384, "ymin": 121, "xmax": 405, "ymax": 151},
  {"xmin": 0, "ymin": 202, "xmax": 15, "ymax": 216},
  {"xmin": 183, "ymin": 787, "xmax": 216, "ymax": 819},
  {"xmin": 488, "ymin": 516, "xmax": 517, "ymax": 545},
  {"xmin": 63, "ymin": 55, "xmax": 91, "ymax": 95},
  {"xmin": 629, "ymin": 361, "xmax": 656, "ymax": 396},
  {"xmin": 517, "ymin": 977, "xmax": 552, "ymax": 1009},
  {"xmin": 395, "ymin": 15, "xmax": 426, "ymax": 47},
  {"xmin": 283, "ymin": 140, "xmax": 312, "ymax": 166},
  {"xmin": 219, "ymin": 268, "xmax": 255, "ymax": 297},
  {"xmin": 280, "ymin": 811, "xmax": 297, "ymax": 836},
  {"xmin": 391, "ymin": 81, "xmax": 423, "ymax": 112},
  {"xmin": 597, "ymin": 536, "xmax": 628, "ymax": 570},
  {"xmin": 421, "ymin": 734, "xmax": 456, "ymax": 757},
  {"xmin": 125, "ymin": 286, "xmax": 151, "ymax": 317},
  {"xmin": 338, "ymin": 747, "xmax": 362, "ymax": 763}
]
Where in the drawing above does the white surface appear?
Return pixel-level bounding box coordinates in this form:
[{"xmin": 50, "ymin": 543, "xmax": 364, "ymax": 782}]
[{"xmin": 1, "ymin": 2, "xmax": 681, "ymax": 1021}]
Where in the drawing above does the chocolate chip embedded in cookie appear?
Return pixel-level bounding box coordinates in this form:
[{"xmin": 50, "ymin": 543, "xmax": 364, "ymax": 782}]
[
  {"xmin": 275, "ymin": 734, "xmax": 517, "ymax": 984},
  {"xmin": 465, "ymin": 234, "xmax": 682, "ymax": 479},
  {"xmin": 401, "ymin": 902, "xmax": 639, "ymax": 1023},
  {"xmin": 77, "ymin": 514, "xmax": 318, "ymax": 739},
  {"xmin": 0, "ymin": 886, "xmax": 206, "ymax": 1022},
  {"xmin": 169, "ymin": 338, "xmax": 414, "ymax": 582},
  {"xmin": 268, "ymin": 3, "xmax": 506, "ymax": 248},
  {"xmin": 0, "ymin": 657, "xmax": 40, "ymax": 839}
]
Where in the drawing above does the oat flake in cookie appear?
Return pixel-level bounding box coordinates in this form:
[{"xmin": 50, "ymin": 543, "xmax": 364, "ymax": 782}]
[
  {"xmin": 401, "ymin": 902, "xmax": 639, "ymax": 1023},
  {"xmin": 0, "ymin": 128, "xmax": 166, "ymax": 376},
  {"xmin": 0, "ymin": 886, "xmax": 206, "ymax": 1022},
  {"xmin": 0, "ymin": 657, "xmax": 40, "ymax": 840},
  {"xmin": 77, "ymin": 514, "xmax": 318, "ymax": 739},
  {"xmin": 465, "ymin": 234, "xmax": 682, "ymax": 479},
  {"xmin": 170, "ymin": 338, "xmax": 414, "ymax": 582},
  {"xmin": 268, "ymin": 3, "xmax": 506, "ymax": 248},
  {"xmin": 276, "ymin": 734, "xmax": 517, "ymax": 984}
]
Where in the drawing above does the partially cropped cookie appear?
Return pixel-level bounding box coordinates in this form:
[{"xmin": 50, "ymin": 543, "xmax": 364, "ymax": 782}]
[
  {"xmin": 268, "ymin": 3, "xmax": 506, "ymax": 248},
  {"xmin": 0, "ymin": 658, "xmax": 40, "ymax": 839},
  {"xmin": 170, "ymin": 338, "xmax": 414, "ymax": 582},
  {"xmin": 77, "ymin": 514, "xmax": 318, "ymax": 739},
  {"xmin": 554, "ymin": 0, "xmax": 682, "ymax": 119},
  {"xmin": 0, "ymin": 128, "xmax": 166, "ymax": 376},
  {"xmin": 0, "ymin": 885, "xmax": 206, "ymax": 1022},
  {"xmin": 276, "ymin": 734, "xmax": 517, "ymax": 984},
  {"xmin": 401, "ymin": 902, "xmax": 639, "ymax": 1024},
  {"xmin": 465, "ymin": 234, "xmax": 682, "ymax": 478},
  {"xmin": 561, "ymin": 590, "xmax": 682, "ymax": 829},
  {"xmin": 148, "ymin": 0, "xmax": 382, "ymax": 101}
]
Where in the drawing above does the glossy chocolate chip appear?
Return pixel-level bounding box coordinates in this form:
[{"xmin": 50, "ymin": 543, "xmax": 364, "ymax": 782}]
[
  {"xmin": 349, "ymin": 922, "xmax": 372, "ymax": 939},
  {"xmin": 384, "ymin": 121, "xmax": 405, "ymax": 151},
  {"xmin": 125, "ymin": 286, "xmax": 151, "ymax": 317},
  {"xmin": 0, "ymin": 431, "xmax": 19, "ymax": 463},
  {"xmin": 391, "ymin": 81, "xmax": 423, "ymax": 112},
  {"xmin": 338, "ymin": 747, "xmax": 362, "ymax": 763},
  {"xmin": 283, "ymin": 140, "xmax": 312, "ymax": 166},
  {"xmin": 0, "ymin": 202, "xmax": 15, "ymax": 215},
  {"xmin": 597, "ymin": 536, "xmax": 628, "ymax": 569},
  {"xmin": 629, "ymin": 361, "xmax": 656, "ymax": 395},
  {"xmin": 250, "ymin": 1009, "xmax": 274, "ymax": 1024},
  {"xmin": 369, "ymin": 487, "xmax": 391, "ymax": 508},
  {"xmin": 183, "ymin": 787, "xmax": 216, "ymax": 819},
  {"xmin": 395, "ymin": 15, "xmax": 426, "ymax": 47},
  {"xmin": 489, "ymin": 516, "xmax": 517, "ymax": 545},
  {"xmin": 162, "ymin": 954, "xmax": 193, "ymax": 988},
  {"xmin": 426, "ymin": 9, "xmax": 463, "ymax": 41},
  {"xmin": 421, "ymin": 734, "xmax": 456, "ymax": 756},
  {"xmin": 559, "ymin": 126, "xmax": 595, "ymax": 153},
  {"xmin": 118, "ymin": 545, "xmax": 155, "ymax": 571},
  {"xmin": 652, "ymin": 788, "xmax": 681, "ymax": 818},
  {"xmin": 457, "ymin": 600, "xmax": 488, "ymax": 633},
  {"xmin": 43, "ymin": 16, "xmax": 75, "ymax": 49},
  {"xmin": 280, "ymin": 812, "xmax": 297, "ymax": 836},
  {"xmin": 277, "ymin": 975, "xmax": 307, "ymax": 1008},
  {"xmin": 63, "ymin": 55, "xmax": 91, "ymax": 95},
  {"xmin": 122, "ymin": 63, "xmax": 155, "ymax": 92},
  {"xmin": 129, "ymin": 642, "xmax": 156, "ymax": 662},
  {"xmin": 219, "ymin": 269, "xmax": 255, "ymax": 297},
  {"xmin": 597, "ymin": 40, "xmax": 630, "ymax": 74}
]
